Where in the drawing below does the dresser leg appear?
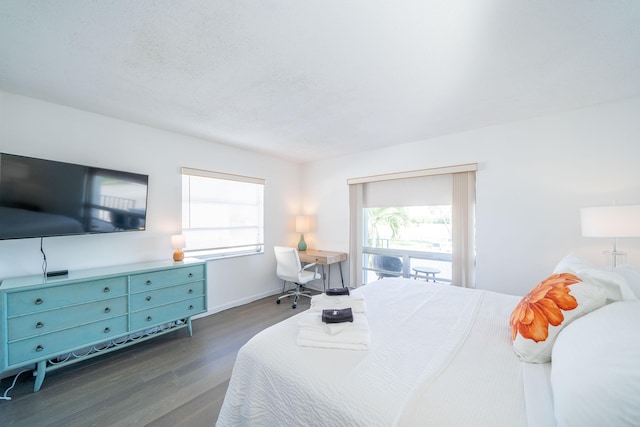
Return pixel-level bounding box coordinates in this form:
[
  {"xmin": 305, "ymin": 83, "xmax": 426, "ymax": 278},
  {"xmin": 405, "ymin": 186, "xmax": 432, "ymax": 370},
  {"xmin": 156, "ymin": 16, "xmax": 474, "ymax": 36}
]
[
  {"xmin": 33, "ymin": 360, "xmax": 46, "ymax": 392},
  {"xmin": 187, "ymin": 317, "xmax": 193, "ymax": 336}
]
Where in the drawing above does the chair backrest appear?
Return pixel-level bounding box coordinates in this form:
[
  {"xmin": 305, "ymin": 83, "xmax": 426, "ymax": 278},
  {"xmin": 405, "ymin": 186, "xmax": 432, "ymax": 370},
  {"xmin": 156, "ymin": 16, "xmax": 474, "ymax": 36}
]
[
  {"xmin": 274, "ymin": 246, "xmax": 303, "ymax": 282},
  {"xmin": 373, "ymin": 255, "xmax": 402, "ymax": 278}
]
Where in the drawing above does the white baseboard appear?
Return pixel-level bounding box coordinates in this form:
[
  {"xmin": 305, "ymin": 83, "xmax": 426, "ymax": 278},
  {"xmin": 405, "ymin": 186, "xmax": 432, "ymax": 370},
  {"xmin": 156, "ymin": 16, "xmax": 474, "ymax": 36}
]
[
  {"xmin": 193, "ymin": 279, "xmax": 328, "ymax": 319},
  {"xmin": 196, "ymin": 287, "xmax": 281, "ymax": 317}
]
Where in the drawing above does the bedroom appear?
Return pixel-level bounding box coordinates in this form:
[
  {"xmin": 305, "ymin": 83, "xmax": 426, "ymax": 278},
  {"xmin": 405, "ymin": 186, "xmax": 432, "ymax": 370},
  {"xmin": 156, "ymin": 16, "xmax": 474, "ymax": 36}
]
[{"xmin": 1, "ymin": 1, "xmax": 640, "ymax": 425}]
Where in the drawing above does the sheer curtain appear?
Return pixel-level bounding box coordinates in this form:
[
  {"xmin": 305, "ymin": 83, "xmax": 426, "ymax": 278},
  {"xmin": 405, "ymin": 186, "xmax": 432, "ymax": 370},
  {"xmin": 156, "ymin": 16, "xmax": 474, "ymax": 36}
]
[
  {"xmin": 348, "ymin": 164, "xmax": 477, "ymax": 288},
  {"xmin": 348, "ymin": 183, "xmax": 364, "ymax": 286},
  {"xmin": 452, "ymin": 171, "xmax": 476, "ymax": 288}
]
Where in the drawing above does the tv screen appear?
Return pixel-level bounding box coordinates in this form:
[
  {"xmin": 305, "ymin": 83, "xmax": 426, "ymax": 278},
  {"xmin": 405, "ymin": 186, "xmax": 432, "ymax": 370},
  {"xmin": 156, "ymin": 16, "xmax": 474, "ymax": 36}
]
[{"xmin": 0, "ymin": 153, "xmax": 148, "ymax": 240}]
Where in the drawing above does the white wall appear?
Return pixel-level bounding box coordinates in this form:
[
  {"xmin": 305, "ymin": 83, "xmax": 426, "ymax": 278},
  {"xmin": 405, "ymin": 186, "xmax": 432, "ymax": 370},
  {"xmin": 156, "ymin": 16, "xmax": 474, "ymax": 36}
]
[
  {"xmin": 303, "ymin": 97, "xmax": 640, "ymax": 296},
  {"xmin": 0, "ymin": 91, "xmax": 303, "ymax": 313},
  {"xmin": 3, "ymin": 91, "xmax": 639, "ymax": 303}
]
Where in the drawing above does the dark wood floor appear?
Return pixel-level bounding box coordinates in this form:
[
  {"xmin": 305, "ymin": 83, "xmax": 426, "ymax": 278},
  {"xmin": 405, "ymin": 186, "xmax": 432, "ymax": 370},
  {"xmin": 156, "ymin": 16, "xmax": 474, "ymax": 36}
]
[{"xmin": 0, "ymin": 292, "xmax": 310, "ymax": 426}]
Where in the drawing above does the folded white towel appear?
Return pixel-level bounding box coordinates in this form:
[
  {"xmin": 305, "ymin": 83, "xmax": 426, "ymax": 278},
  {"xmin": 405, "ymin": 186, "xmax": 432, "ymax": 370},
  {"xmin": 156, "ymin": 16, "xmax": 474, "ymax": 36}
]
[
  {"xmin": 312, "ymin": 292, "xmax": 365, "ymax": 303},
  {"xmin": 296, "ymin": 312, "xmax": 370, "ymax": 350},
  {"xmin": 310, "ymin": 293, "xmax": 367, "ymax": 313},
  {"xmin": 298, "ymin": 311, "xmax": 369, "ymax": 334},
  {"xmin": 297, "ymin": 336, "xmax": 369, "ymax": 351}
]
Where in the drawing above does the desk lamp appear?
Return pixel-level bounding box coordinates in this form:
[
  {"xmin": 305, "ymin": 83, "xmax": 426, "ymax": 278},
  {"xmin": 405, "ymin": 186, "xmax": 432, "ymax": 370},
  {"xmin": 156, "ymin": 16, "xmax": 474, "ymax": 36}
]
[
  {"xmin": 580, "ymin": 205, "xmax": 640, "ymax": 268},
  {"xmin": 171, "ymin": 234, "xmax": 186, "ymax": 261},
  {"xmin": 296, "ymin": 216, "xmax": 310, "ymax": 251}
]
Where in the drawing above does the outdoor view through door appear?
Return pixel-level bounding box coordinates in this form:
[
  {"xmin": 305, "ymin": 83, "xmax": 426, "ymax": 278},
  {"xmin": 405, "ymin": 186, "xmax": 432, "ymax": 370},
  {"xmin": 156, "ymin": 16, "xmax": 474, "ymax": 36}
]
[
  {"xmin": 363, "ymin": 205, "xmax": 452, "ymax": 284},
  {"xmin": 348, "ymin": 164, "xmax": 477, "ymax": 288}
]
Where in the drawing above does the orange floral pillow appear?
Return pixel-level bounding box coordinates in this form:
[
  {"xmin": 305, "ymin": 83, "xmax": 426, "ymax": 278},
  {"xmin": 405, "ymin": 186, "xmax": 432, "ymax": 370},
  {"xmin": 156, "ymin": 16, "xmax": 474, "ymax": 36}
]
[{"xmin": 511, "ymin": 273, "xmax": 606, "ymax": 363}]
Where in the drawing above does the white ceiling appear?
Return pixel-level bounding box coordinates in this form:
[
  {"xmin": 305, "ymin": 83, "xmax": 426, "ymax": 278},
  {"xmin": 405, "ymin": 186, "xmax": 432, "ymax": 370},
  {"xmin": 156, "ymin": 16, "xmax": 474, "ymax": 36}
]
[{"xmin": 1, "ymin": 1, "xmax": 639, "ymax": 163}]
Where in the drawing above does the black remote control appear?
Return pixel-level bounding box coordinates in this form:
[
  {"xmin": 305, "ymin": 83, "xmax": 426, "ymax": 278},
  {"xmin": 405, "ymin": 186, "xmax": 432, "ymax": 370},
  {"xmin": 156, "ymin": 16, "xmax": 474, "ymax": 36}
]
[{"xmin": 46, "ymin": 270, "xmax": 69, "ymax": 277}]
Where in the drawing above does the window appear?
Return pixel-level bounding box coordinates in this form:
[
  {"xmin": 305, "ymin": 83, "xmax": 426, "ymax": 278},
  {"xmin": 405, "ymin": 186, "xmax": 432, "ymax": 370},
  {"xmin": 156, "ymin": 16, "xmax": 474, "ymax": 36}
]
[
  {"xmin": 348, "ymin": 164, "xmax": 476, "ymax": 288},
  {"xmin": 181, "ymin": 167, "xmax": 265, "ymax": 259},
  {"xmin": 363, "ymin": 205, "xmax": 453, "ymax": 283}
]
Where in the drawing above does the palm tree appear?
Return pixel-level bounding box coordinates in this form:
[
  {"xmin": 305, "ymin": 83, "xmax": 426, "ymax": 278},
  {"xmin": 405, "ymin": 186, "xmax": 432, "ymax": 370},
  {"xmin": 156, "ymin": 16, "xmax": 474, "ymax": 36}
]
[{"xmin": 366, "ymin": 207, "xmax": 410, "ymax": 248}]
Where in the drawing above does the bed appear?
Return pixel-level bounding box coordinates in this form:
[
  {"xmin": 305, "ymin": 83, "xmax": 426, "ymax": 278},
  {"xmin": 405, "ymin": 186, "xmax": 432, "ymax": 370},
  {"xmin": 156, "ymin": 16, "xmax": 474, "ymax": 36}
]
[{"xmin": 217, "ymin": 257, "xmax": 640, "ymax": 427}]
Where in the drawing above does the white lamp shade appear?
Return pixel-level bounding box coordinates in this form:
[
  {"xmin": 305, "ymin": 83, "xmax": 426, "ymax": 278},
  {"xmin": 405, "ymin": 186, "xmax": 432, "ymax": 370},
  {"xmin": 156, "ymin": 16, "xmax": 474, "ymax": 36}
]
[
  {"xmin": 295, "ymin": 216, "xmax": 311, "ymax": 233},
  {"xmin": 171, "ymin": 234, "xmax": 186, "ymax": 249},
  {"xmin": 580, "ymin": 206, "xmax": 640, "ymax": 237}
]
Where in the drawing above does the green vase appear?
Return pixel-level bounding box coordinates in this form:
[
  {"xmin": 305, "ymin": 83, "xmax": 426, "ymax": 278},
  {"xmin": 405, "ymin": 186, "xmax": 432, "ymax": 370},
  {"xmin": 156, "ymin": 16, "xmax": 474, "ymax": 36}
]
[{"xmin": 297, "ymin": 234, "xmax": 307, "ymax": 251}]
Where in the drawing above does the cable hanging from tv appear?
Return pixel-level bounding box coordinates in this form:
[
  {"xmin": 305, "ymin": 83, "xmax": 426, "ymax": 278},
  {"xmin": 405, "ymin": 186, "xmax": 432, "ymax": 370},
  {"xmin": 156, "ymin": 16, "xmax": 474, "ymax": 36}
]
[{"xmin": 40, "ymin": 237, "xmax": 47, "ymax": 277}]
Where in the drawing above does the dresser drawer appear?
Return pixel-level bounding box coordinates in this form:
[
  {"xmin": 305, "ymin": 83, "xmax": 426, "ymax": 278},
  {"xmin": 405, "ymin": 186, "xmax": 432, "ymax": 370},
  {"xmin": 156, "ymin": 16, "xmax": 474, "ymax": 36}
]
[
  {"xmin": 130, "ymin": 282, "xmax": 205, "ymax": 310},
  {"xmin": 130, "ymin": 265, "xmax": 205, "ymax": 293},
  {"xmin": 130, "ymin": 296, "xmax": 206, "ymax": 330},
  {"xmin": 7, "ymin": 277, "xmax": 127, "ymax": 316},
  {"xmin": 7, "ymin": 316, "xmax": 128, "ymax": 366},
  {"xmin": 8, "ymin": 296, "xmax": 128, "ymax": 341}
]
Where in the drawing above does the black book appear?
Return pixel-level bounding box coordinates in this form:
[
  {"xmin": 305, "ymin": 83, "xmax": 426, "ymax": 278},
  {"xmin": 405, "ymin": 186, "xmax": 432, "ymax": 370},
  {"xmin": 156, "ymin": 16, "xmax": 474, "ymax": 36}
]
[
  {"xmin": 322, "ymin": 308, "xmax": 354, "ymax": 323},
  {"xmin": 326, "ymin": 287, "xmax": 350, "ymax": 296}
]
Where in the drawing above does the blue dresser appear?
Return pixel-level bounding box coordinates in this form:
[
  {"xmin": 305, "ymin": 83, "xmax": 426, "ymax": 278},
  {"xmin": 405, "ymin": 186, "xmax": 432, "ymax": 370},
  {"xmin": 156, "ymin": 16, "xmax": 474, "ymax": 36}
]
[{"xmin": 0, "ymin": 258, "xmax": 208, "ymax": 392}]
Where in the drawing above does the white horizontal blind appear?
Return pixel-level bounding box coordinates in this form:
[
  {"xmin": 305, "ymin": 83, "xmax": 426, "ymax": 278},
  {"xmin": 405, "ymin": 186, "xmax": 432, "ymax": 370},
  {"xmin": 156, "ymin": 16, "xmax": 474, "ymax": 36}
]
[
  {"xmin": 181, "ymin": 167, "xmax": 265, "ymax": 185},
  {"xmin": 181, "ymin": 168, "xmax": 265, "ymax": 258},
  {"xmin": 363, "ymin": 174, "xmax": 452, "ymax": 207}
]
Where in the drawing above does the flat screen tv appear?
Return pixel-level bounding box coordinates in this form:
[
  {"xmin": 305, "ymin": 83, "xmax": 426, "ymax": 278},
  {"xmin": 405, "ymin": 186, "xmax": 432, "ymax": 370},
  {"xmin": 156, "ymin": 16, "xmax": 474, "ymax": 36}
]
[{"xmin": 0, "ymin": 153, "xmax": 148, "ymax": 240}]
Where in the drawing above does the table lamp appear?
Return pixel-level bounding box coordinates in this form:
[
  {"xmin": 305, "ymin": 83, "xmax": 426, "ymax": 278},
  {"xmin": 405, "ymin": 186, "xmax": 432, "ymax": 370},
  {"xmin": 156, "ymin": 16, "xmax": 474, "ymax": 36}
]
[
  {"xmin": 296, "ymin": 215, "xmax": 310, "ymax": 251},
  {"xmin": 580, "ymin": 205, "xmax": 640, "ymax": 268},
  {"xmin": 171, "ymin": 234, "xmax": 186, "ymax": 261}
]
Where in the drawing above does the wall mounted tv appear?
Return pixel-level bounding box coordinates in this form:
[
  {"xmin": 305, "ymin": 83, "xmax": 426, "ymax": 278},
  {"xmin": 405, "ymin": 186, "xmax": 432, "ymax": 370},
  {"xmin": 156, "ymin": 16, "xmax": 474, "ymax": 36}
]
[{"xmin": 0, "ymin": 153, "xmax": 149, "ymax": 240}]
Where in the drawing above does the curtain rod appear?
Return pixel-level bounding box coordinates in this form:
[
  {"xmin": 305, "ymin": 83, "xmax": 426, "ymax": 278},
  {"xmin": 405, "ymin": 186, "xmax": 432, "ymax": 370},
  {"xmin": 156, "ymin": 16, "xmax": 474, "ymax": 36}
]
[{"xmin": 347, "ymin": 163, "xmax": 477, "ymax": 185}]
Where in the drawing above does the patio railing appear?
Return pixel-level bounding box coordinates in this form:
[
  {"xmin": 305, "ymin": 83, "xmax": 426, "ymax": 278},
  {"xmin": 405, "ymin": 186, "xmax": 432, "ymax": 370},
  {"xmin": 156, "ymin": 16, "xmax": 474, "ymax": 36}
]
[{"xmin": 362, "ymin": 246, "xmax": 452, "ymax": 284}]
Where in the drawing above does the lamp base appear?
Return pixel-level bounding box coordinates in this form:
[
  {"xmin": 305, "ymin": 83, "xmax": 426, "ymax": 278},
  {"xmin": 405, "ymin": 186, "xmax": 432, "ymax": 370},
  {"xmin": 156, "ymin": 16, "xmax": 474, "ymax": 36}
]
[
  {"xmin": 173, "ymin": 249, "xmax": 185, "ymax": 262},
  {"xmin": 603, "ymin": 250, "xmax": 626, "ymax": 269},
  {"xmin": 297, "ymin": 234, "xmax": 307, "ymax": 251}
]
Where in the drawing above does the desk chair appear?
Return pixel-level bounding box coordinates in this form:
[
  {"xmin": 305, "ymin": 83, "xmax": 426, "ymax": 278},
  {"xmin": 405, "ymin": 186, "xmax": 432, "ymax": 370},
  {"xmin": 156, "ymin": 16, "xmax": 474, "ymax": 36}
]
[
  {"xmin": 274, "ymin": 246, "xmax": 321, "ymax": 309},
  {"xmin": 372, "ymin": 255, "xmax": 403, "ymax": 279}
]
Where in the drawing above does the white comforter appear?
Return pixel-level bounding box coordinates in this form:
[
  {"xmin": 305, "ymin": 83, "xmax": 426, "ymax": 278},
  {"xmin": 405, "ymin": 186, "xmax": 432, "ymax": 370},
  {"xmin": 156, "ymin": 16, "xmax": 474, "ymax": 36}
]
[{"xmin": 217, "ymin": 278, "xmax": 529, "ymax": 427}]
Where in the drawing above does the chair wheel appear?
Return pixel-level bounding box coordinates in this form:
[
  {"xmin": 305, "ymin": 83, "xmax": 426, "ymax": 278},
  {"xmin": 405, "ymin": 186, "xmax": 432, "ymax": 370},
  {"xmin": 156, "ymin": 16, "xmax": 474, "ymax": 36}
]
[
  {"xmin": 292, "ymin": 303, "xmax": 297, "ymax": 309},
  {"xmin": 276, "ymin": 299, "xmax": 281, "ymax": 304}
]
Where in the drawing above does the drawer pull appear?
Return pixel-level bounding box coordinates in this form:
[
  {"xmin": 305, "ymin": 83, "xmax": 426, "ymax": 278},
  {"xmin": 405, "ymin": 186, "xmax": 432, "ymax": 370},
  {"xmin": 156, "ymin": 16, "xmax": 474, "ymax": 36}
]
[
  {"xmin": 146, "ymin": 296, "xmax": 152, "ymax": 301},
  {"xmin": 104, "ymin": 307, "xmax": 111, "ymax": 313},
  {"xmin": 146, "ymin": 316, "xmax": 152, "ymax": 321},
  {"xmin": 188, "ymin": 273, "xmax": 193, "ymax": 278},
  {"xmin": 36, "ymin": 321, "xmax": 44, "ymax": 328},
  {"xmin": 104, "ymin": 286, "xmax": 110, "ymax": 293},
  {"xmin": 35, "ymin": 298, "xmax": 43, "ymax": 305},
  {"xmin": 36, "ymin": 345, "xmax": 44, "ymax": 352},
  {"xmin": 189, "ymin": 305, "xmax": 194, "ymax": 310},
  {"xmin": 146, "ymin": 280, "xmax": 152, "ymax": 286},
  {"xmin": 104, "ymin": 327, "xmax": 111, "ymax": 333},
  {"xmin": 188, "ymin": 289, "xmax": 193, "ymax": 294}
]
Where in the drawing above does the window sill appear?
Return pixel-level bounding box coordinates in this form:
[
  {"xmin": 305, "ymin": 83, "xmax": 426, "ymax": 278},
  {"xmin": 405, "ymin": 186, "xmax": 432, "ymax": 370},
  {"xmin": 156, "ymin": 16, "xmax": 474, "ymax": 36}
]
[{"xmin": 187, "ymin": 251, "xmax": 264, "ymax": 262}]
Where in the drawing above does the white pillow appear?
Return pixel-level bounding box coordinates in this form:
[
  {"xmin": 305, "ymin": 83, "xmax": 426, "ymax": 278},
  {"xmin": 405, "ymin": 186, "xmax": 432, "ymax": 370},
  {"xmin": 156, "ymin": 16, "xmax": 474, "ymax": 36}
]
[
  {"xmin": 614, "ymin": 264, "xmax": 640, "ymax": 298},
  {"xmin": 551, "ymin": 301, "xmax": 640, "ymax": 427},
  {"xmin": 511, "ymin": 272, "xmax": 606, "ymax": 363},
  {"xmin": 554, "ymin": 253, "xmax": 637, "ymax": 302},
  {"xmin": 553, "ymin": 253, "xmax": 591, "ymax": 273}
]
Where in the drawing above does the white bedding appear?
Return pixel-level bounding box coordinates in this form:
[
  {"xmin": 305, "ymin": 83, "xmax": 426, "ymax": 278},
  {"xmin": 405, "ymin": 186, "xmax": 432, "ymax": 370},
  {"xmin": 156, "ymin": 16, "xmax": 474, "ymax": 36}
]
[
  {"xmin": 217, "ymin": 278, "xmax": 545, "ymax": 427},
  {"xmin": 522, "ymin": 362, "xmax": 555, "ymax": 427}
]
